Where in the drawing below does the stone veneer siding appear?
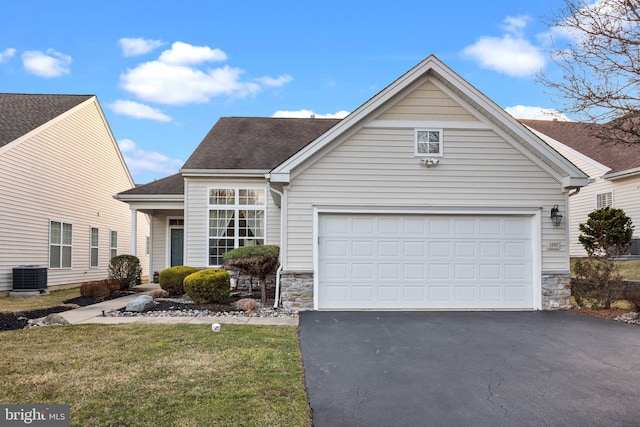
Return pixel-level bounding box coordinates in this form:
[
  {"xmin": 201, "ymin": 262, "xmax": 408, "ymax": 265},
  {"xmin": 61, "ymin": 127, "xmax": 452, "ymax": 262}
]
[
  {"xmin": 279, "ymin": 272, "xmax": 571, "ymax": 311},
  {"xmin": 541, "ymin": 272, "xmax": 572, "ymax": 310},
  {"xmin": 280, "ymin": 272, "xmax": 314, "ymax": 311}
]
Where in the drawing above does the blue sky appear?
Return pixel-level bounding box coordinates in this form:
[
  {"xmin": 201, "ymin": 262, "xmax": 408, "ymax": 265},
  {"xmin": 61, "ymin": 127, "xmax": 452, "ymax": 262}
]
[{"xmin": 1, "ymin": 0, "xmax": 574, "ymax": 184}]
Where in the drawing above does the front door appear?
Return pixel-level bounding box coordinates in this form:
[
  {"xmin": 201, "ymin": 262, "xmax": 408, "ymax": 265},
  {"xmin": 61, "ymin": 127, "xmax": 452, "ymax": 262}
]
[{"xmin": 170, "ymin": 228, "xmax": 184, "ymax": 267}]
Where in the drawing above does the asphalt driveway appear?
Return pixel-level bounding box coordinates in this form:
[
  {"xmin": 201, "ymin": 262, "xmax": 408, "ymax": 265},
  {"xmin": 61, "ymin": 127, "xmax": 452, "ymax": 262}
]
[{"xmin": 298, "ymin": 311, "xmax": 640, "ymax": 427}]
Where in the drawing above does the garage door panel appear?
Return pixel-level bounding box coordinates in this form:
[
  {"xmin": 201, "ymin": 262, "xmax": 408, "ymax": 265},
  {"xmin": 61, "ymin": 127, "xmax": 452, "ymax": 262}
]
[{"xmin": 318, "ymin": 214, "xmax": 534, "ymax": 309}]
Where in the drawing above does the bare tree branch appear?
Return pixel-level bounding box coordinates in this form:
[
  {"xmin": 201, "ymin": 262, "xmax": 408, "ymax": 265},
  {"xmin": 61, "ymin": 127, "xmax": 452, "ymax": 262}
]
[{"xmin": 539, "ymin": 0, "xmax": 640, "ymax": 142}]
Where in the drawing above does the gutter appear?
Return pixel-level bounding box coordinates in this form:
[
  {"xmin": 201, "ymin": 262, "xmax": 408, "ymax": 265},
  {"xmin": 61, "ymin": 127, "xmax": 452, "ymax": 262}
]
[{"xmin": 267, "ymin": 181, "xmax": 285, "ymax": 309}]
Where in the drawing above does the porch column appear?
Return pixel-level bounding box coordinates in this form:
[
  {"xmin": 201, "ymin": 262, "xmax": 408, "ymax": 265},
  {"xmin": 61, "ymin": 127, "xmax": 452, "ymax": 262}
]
[{"xmin": 130, "ymin": 208, "xmax": 137, "ymax": 256}]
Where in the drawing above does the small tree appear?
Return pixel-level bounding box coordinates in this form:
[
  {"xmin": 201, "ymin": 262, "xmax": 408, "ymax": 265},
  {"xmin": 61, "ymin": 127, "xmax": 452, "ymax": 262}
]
[
  {"xmin": 222, "ymin": 245, "xmax": 280, "ymax": 303},
  {"xmin": 574, "ymin": 207, "xmax": 633, "ymax": 308},
  {"xmin": 108, "ymin": 255, "xmax": 142, "ymax": 290}
]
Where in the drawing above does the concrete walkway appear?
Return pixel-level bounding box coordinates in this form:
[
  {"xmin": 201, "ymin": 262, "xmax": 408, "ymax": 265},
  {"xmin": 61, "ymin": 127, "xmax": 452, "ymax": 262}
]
[{"xmin": 58, "ymin": 283, "xmax": 298, "ymax": 326}]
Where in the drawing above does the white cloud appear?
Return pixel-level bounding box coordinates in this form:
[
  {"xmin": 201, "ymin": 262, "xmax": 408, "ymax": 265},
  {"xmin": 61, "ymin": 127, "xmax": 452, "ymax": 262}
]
[
  {"xmin": 109, "ymin": 100, "xmax": 172, "ymax": 122},
  {"xmin": 272, "ymin": 109, "xmax": 350, "ymax": 119},
  {"xmin": 462, "ymin": 35, "xmax": 546, "ymax": 78},
  {"xmin": 505, "ymin": 105, "xmax": 570, "ymax": 121},
  {"xmin": 256, "ymin": 75, "xmax": 293, "ymax": 87},
  {"xmin": 119, "ymin": 37, "xmax": 164, "ymax": 57},
  {"xmin": 502, "ymin": 15, "xmax": 531, "ymax": 36},
  {"xmin": 0, "ymin": 48, "xmax": 16, "ymax": 63},
  {"xmin": 118, "ymin": 138, "xmax": 183, "ymax": 176},
  {"xmin": 462, "ymin": 15, "xmax": 546, "ymax": 78},
  {"xmin": 21, "ymin": 49, "xmax": 71, "ymax": 78},
  {"xmin": 119, "ymin": 42, "xmax": 292, "ymax": 105},
  {"xmin": 158, "ymin": 41, "xmax": 227, "ymax": 65}
]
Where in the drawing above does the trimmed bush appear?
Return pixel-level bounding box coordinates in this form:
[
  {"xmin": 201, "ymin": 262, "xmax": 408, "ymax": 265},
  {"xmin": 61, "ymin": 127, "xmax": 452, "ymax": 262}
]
[
  {"xmin": 183, "ymin": 268, "xmax": 231, "ymax": 304},
  {"xmin": 158, "ymin": 266, "xmax": 198, "ymax": 296},
  {"xmin": 223, "ymin": 245, "xmax": 279, "ymax": 302},
  {"xmin": 108, "ymin": 255, "xmax": 142, "ymax": 289},
  {"xmin": 80, "ymin": 280, "xmax": 112, "ymax": 299}
]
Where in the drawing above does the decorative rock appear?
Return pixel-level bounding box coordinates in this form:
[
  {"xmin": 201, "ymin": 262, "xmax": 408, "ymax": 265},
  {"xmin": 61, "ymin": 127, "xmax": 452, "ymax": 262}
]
[
  {"xmin": 43, "ymin": 313, "xmax": 69, "ymax": 325},
  {"xmin": 148, "ymin": 289, "xmax": 169, "ymax": 299},
  {"xmin": 234, "ymin": 298, "xmax": 261, "ymax": 314},
  {"xmin": 125, "ymin": 295, "xmax": 156, "ymax": 312}
]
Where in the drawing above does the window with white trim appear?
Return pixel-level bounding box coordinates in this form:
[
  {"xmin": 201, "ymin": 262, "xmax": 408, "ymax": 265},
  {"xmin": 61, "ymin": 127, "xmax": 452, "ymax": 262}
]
[
  {"xmin": 596, "ymin": 192, "xmax": 613, "ymax": 209},
  {"xmin": 415, "ymin": 129, "xmax": 443, "ymax": 156},
  {"xmin": 90, "ymin": 227, "xmax": 99, "ymax": 267},
  {"xmin": 50, "ymin": 220, "xmax": 72, "ymax": 269},
  {"xmin": 208, "ymin": 188, "xmax": 266, "ymax": 266},
  {"xmin": 110, "ymin": 231, "xmax": 118, "ymax": 260}
]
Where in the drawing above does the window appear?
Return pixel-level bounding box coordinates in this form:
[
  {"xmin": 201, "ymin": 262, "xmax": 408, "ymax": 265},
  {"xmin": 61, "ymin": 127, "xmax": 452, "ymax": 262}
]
[
  {"xmin": 208, "ymin": 188, "xmax": 266, "ymax": 265},
  {"xmin": 415, "ymin": 129, "xmax": 443, "ymax": 156},
  {"xmin": 110, "ymin": 231, "xmax": 118, "ymax": 260},
  {"xmin": 90, "ymin": 227, "xmax": 99, "ymax": 267},
  {"xmin": 50, "ymin": 221, "xmax": 72, "ymax": 269},
  {"xmin": 596, "ymin": 192, "xmax": 613, "ymax": 209},
  {"xmin": 146, "ymin": 236, "xmax": 150, "ymax": 255}
]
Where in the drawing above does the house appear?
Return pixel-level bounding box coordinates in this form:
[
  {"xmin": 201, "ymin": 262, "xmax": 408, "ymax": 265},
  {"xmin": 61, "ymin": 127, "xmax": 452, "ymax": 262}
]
[
  {"xmin": 521, "ymin": 119, "xmax": 640, "ymax": 258},
  {"xmin": 116, "ymin": 55, "xmax": 589, "ymax": 311},
  {"xmin": 0, "ymin": 94, "xmax": 150, "ymax": 295}
]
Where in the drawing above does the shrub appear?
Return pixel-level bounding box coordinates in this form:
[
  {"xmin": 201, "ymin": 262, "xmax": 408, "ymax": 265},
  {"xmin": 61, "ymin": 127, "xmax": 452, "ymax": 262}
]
[
  {"xmin": 223, "ymin": 245, "xmax": 279, "ymax": 302},
  {"xmin": 575, "ymin": 208, "xmax": 634, "ymax": 308},
  {"xmin": 80, "ymin": 280, "xmax": 112, "ymax": 299},
  {"xmin": 108, "ymin": 255, "xmax": 142, "ymax": 290},
  {"xmin": 183, "ymin": 268, "xmax": 231, "ymax": 304},
  {"xmin": 158, "ymin": 266, "xmax": 198, "ymax": 296},
  {"xmin": 625, "ymin": 286, "xmax": 640, "ymax": 312}
]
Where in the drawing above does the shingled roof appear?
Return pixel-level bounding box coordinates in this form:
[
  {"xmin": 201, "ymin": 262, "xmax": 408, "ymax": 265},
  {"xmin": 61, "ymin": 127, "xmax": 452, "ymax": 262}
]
[
  {"xmin": 182, "ymin": 117, "xmax": 341, "ymax": 170},
  {"xmin": 0, "ymin": 93, "xmax": 93, "ymax": 148},
  {"xmin": 521, "ymin": 119, "xmax": 640, "ymax": 175},
  {"xmin": 118, "ymin": 173, "xmax": 185, "ymax": 196}
]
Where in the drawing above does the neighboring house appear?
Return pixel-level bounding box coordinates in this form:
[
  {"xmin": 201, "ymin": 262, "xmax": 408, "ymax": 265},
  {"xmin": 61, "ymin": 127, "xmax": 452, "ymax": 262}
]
[
  {"xmin": 0, "ymin": 94, "xmax": 150, "ymax": 294},
  {"xmin": 522, "ymin": 119, "xmax": 640, "ymax": 258},
  {"xmin": 116, "ymin": 56, "xmax": 588, "ymax": 311}
]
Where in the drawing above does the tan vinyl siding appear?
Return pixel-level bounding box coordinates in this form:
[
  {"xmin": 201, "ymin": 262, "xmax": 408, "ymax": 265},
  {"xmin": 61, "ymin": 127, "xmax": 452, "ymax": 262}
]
[
  {"xmin": 0, "ymin": 99, "xmax": 150, "ymax": 291},
  {"xmin": 286, "ymin": 126, "xmax": 568, "ymax": 272},
  {"xmin": 184, "ymin": 177, "xmax": 280, "ymax": 268},
  {"xmin": 377, "ymin": 80, "xmax": 477, "ymax": 122}
]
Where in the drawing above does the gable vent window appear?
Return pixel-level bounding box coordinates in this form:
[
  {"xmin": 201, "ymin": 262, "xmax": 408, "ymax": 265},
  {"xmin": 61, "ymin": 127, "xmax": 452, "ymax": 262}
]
[
  {"xmin": 596, "ymin": 192, "xmax": 613, "ymax": 209},
  {"xmin": 415, "ymin": 129, "xmax": 443, "ymax": 157}
]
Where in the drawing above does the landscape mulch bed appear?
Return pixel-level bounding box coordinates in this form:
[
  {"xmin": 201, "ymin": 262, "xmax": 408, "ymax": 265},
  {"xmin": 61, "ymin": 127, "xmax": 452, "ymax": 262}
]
[
  {"xmin": 0, "ymin": 291, "xmax": 140, "ymax": 332},
  {"xmin": 0, "ymin": 290, "xmax": 264, "ymax": 332}
]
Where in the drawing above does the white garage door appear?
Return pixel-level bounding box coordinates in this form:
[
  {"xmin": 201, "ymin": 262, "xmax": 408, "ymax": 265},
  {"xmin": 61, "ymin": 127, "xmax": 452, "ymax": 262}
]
[{"xmin": 318, "ymin": 214, "xmax": 534, "ymax": 309}]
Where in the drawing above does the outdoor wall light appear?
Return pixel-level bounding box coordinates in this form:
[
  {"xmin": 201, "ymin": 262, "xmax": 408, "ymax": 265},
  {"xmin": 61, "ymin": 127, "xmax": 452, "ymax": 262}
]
[
  {"xmin": 420, "ymin": 158, "xmax": 440, "ymax": 167},
  {"xmin": 551, "ymin": 204, "xmax": 563, "ymax": 226}
]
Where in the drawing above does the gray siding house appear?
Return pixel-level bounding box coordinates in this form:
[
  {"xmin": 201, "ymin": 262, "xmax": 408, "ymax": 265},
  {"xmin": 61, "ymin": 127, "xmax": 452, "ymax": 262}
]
[{"xmin": 116, "ymin": 56, "xmax": 588, "ymax": 311}]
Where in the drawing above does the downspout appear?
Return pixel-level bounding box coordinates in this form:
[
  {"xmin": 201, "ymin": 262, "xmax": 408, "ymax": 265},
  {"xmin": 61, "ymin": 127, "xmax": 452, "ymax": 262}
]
[
  {"xmin": 568, "ymin": 187, "xmax": 581, "ymax": 197},
  {"xmin": 267, "ymin": 181, "xmax": 285, "ymax": 309}
]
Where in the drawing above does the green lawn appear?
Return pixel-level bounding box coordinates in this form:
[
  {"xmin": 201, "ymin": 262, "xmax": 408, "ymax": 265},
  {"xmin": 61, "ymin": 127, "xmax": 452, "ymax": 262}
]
[
  {"xmin": 0, "ymin": 287, "xmax": 81, "ymax": 313},
  {"xmin": 0, "ymin": 324, "xmax": 310, "ymax": 427}
]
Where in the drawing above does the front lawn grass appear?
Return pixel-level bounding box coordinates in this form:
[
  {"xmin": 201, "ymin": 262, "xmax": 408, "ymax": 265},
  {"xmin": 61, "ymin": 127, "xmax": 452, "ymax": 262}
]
[
  {"xmin": 0, "ymin": 287, "xmax": 81, "ymax": 313},
  {"xmin": 0, "ymin": 324, "xmax": 310, "ymax": 427}
]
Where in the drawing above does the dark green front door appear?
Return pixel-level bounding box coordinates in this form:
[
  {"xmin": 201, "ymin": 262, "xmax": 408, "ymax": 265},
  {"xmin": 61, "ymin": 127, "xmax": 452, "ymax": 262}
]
[{"xmin": 170, "ymin": 228, "xmax": 184, "ymax": 267}]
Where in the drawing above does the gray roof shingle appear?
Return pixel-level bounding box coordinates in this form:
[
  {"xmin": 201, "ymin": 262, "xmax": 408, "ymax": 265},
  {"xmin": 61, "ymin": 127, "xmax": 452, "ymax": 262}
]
[
  {"xmin": 521, "ymin": 119, "xmax": 640, "ymax": 174},
  {"xmin": 182, "ymin": 117, "xmax": 340, "ymax": 170},
  {"xmin": 118, "ymin": 173, "xmax": 185, "ymax": 196},
  {"xmin": 0, "ymin": 93, "xmax": 93, "ymax": 148}
]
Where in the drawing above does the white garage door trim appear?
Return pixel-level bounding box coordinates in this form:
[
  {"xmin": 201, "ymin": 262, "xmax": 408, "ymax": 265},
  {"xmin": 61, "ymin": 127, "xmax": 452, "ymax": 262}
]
[{"xmin": 313, "ymin": 207, "xmax": 542, "ymax": 310}]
